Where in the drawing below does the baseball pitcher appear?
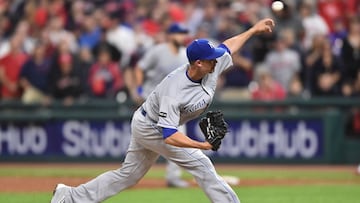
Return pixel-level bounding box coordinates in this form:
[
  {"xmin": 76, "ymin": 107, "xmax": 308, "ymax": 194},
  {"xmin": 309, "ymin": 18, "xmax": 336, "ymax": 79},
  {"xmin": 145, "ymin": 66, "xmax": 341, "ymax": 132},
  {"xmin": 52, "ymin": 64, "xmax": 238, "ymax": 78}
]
[{"xmin": 51, "ymin": 18, "xmax": 275, "ymax": 203}]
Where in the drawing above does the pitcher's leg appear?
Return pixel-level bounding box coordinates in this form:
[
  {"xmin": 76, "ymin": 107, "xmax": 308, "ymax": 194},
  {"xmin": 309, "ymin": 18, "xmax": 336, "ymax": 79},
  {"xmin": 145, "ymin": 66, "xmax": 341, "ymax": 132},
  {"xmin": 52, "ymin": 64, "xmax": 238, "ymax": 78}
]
[
  {"xmin": 66, "ymin": 139, "xmax": 159, "ymax": 203},
  {"xmin": 177, "ymin": 149, "xmax": 239, "ymax": 203},
  {"xmin": 138, "ymin": 138, "xmax": 240, "ymax": 203},
  {"xmin": 165, "ymin": 160, "xmax": 189, "ymax": 188}
]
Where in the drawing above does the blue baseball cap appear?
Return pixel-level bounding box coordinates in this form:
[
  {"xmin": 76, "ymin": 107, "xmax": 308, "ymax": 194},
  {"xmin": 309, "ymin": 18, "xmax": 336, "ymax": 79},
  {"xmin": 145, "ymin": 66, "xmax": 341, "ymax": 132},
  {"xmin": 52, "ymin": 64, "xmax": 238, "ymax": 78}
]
[
  {"xmin": 186, "ymin": 39, "xmax": 225, "ymax": 62},
  {"xmin": 166, "ymin": 23, "xmax": 189, "ymax": 34}
]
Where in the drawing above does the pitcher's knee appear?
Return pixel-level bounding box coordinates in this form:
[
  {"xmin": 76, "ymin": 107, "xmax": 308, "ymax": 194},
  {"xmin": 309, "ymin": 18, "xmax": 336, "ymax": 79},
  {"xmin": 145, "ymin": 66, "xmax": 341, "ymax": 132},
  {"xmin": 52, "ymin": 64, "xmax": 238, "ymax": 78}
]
[
  {"xmin": 124, "ymin": 179, "xmax": 139, "ymax": 188},
  {"xmin": 112, "ymin": 168, "xmax": 144, "ymax": 188}
]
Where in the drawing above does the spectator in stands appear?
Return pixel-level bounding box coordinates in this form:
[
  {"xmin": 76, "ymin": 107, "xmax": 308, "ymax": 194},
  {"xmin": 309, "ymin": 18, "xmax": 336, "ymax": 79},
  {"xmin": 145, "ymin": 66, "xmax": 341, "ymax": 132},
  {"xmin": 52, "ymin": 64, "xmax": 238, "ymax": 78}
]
[
  {"xmin": 218, "ymin": 46, "xmax": 254, "ymax": 101},
  {"xmin": 167, "ymin": 1, "xmax": 186, "ymax": 23},
  {"xmin": 187, "ymin": 1, "xmax": 221, "ymax": 39},
  {"xmin": 0, "ymin": 34, "xmax": 28, "ymax": 100},
  {"xmin": 263, "ymin": 32, "xmax": 302, "ymax": 95},
  {"xmin": 48, "ymin": 51, "xmax": 83, "ymax": 105},
  {"xmin": 251, "ymin": 31, "xmax": 276, "ymax": 64},
  {"xmin": 77, "ymin": 46, "xmax": 94, "ymax": 96},
  {"xmin": 304, "ymin": 35, "xmax": 325, "ymax": 93},
  {"xmin": 130, "ymin": 23, "xmax": 155, "ymax": 63},
  {"xmin": 47, "ymin": 15, "xmax": 78, "ymax": 53},
  {"xmin": 340, "ymin": 16, "xmax": 360, "ymax": 87},
  {"xmin": 68, "ymin": 0, "xmax": 89, "ymax": 31},
  {"xmin": 343, "ymin": 72, "xmax": 360, "ymax": 97},
  {"xmin": 19, "ymin": 41, "xmax": 51, "ymax": 104},
  {"xmin": 240, "ymin": 1, "xmax": 275, "ymax": 64},
  {"xmin": 88, "ymin": 46, "xmax": 124, "ymax": 98},
  {"xmin": 305, "ymin": 35, "xmax": 342, "ymax": 96},
  {"xmin": 92, "ymin": 28, "xmax": 122, "ymax": 65},
  {"xmin": 329, "ymin": 18, "xmax": 348, "ymax": 56},
  {"xmin": 17, "ymin": 19, "xmax": 37, "ymax": 54},
  {"xmin": 135, "ymin": 2, "xmax": 163, "ymax": 39},
  {"xmin": 0, "ymin": 0, "xmax": 358, "ymax": 104},
  {"xmin": 298, "ymin": 1, "xmax": 329, "ymax": 51},
  {"xmin": 78, "ymin": 12, "xmax": 101, "ymax": 50},
  {"xmin": 213, "ymin": 3, "xmax": 240, "ymax": 42},
  {"xmin": 101, "ymin": 10, "xmax": 136, "ymax": 67},
  {"xmin": 0, "ymin": 0, "xmax": 25, "ymax": 36},
  {"xmin": 230, "ymin": 0, "xmax": 271, "ymax": 28},
  {"xmin": 26, "ymin": 0, "xmax": 49, "ymax": 30},
  {"xmin": 228, "ymin": 1, "xmax": 271, "ymax": 64},
  {"xmin": 0, "ymin": 14, "xmax": 11, "ymax": 42},
  {"xmin": 250, "ymin": 63, "xmax": 286, "ymax": 101},
  {"xmin": 0, "ymin": 19, "xmax": 34, "ymax": 58},
  {"xmin": 317, "ymin": 0, "xmax": 355, "ymax": 33}
]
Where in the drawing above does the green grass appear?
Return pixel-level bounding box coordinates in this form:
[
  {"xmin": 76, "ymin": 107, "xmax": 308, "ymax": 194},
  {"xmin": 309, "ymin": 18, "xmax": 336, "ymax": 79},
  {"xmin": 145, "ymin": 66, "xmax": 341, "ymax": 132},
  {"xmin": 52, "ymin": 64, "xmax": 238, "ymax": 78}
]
[
  {"xmin": 0, "ymin": 193, "xmax": 52, "ymax": 203},
  {"xmin": 237, "ymin": 185, "xmax": 360, "ymax": 203},
  {"xmin": 0, "ymin": 185, "xmax": 359, "ymax": 203},
  {"xmin": 107, "ymin": 185, "xmax": 360, "ymax": 203}
]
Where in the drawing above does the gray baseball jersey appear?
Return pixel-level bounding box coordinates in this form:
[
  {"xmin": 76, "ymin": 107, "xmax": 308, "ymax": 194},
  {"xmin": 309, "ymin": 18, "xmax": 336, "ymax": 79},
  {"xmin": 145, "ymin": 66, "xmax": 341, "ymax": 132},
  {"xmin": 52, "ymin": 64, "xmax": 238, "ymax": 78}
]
[
  {"xmin": 61, "ymin": 49, "xmax": 240, "ymax": 203},
  {"xmin": 142, "ymin": 51, "xmax": 233, "ymax": 135},
  {"xmin": 138, "ymin": 43, "xmax": 188, "ymax": 97}
]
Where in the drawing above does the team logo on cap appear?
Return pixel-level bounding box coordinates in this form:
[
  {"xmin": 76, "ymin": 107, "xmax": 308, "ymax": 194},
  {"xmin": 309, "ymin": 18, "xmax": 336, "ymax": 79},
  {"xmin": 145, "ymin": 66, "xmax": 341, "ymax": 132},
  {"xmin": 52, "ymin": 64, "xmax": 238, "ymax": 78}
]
[{"xmin": 208, "ymin": 41, "xmax": 215, "ymax": 48}]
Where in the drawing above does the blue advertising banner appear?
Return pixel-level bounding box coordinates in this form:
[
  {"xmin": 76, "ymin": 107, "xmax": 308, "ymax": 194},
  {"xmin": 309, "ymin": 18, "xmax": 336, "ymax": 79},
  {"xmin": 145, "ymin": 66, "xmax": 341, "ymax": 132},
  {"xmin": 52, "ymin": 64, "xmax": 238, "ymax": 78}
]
[
  {"xmin": 0, "ymin": 118, "xmax": 323, "ymax": 160},
  {"xmin": 187, "ymin": 119, "xmax": 323, "ymax": 159},
  {"xmin": 0, "ymin": 121, "xmax": 131, "ymax": 158}
]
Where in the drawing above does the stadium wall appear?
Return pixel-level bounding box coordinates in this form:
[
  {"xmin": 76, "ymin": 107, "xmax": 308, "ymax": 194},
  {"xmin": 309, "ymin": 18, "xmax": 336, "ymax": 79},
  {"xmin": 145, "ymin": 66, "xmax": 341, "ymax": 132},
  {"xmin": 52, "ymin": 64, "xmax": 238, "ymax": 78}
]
[{"xmin": 0, "ymin": 99, "xmax": 359, "ymax": 164}]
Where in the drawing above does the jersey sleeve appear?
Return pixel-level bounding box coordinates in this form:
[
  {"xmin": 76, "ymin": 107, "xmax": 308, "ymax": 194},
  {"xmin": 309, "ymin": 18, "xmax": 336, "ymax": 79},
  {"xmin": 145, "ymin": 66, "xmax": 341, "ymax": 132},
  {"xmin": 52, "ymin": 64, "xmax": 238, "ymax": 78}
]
[
  {"xmin": 214, "ymin": 50, "xmax": 233, "ymax": 75},
  {"xmin": 157, "ymin": 96, "xmax": 180, "ymax": 130},
  {"xmin": 162, "ymin": 127, "xmax": 178, "ymax": 139},
  {"xmin": 218, "ymin": 43, "xmax": 231, "ymax": 54}
]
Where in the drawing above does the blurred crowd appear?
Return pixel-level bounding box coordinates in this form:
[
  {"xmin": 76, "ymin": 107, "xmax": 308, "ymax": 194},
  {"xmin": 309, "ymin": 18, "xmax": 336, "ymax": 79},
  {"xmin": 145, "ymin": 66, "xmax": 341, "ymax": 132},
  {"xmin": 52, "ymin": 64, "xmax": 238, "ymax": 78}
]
[{"xmin": 0, "ymin": 0, "xmax": 359, "ymax": 105}]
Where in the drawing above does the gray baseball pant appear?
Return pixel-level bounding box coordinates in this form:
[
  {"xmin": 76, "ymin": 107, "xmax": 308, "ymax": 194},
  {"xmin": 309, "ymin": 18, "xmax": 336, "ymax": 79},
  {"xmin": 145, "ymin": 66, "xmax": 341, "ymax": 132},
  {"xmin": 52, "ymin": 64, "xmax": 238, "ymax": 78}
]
[{"xmin": 65, "ymin": 109, "xmax": 240, "ymax": 203}]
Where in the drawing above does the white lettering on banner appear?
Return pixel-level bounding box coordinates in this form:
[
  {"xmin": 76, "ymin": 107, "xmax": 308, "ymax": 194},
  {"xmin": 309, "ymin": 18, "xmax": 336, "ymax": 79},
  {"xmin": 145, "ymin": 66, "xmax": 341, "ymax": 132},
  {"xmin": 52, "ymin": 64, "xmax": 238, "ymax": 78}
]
[
  {"xmin": 0, "ymin": 125, "xmax": 47, "ymax": 155},
  {"xmin": 196, "ymin": 120, "xmax": 319, "ymax": 158},
  {"xmin": 62, "ymin": 121, "xmax": 131, "ymax": 157}
]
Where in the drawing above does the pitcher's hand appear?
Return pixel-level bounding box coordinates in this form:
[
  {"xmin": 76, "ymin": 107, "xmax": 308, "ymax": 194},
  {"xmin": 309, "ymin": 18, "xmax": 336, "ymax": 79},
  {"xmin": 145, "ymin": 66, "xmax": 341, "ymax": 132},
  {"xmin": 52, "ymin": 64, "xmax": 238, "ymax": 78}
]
[{"xmin": 251, "ymin": 18, "xmax": 275, "ymax": 34}]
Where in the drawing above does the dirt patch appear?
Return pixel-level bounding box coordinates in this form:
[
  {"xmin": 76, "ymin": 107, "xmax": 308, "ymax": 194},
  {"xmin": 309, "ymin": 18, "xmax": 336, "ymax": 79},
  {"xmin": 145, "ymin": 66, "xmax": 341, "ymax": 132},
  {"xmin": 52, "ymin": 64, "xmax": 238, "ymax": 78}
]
[
  {"xmin": 0, "ymin": 164, "xmax": 359, "ymax": 193},
  {"xmin": 0, "ymin": 177, "xmax": 168, "ymax": 193},
  {"xmin": 1, "ymin": 177, "xmax": 360, "ymax": 193}
]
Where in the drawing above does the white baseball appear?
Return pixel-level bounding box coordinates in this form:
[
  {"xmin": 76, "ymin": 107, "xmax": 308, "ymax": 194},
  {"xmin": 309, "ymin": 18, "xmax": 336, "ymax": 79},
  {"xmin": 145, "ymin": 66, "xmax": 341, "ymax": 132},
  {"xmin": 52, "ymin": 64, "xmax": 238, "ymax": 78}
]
[{"xmin": 272, "ymin": 1, "xmax": 284, "ymax": 11}]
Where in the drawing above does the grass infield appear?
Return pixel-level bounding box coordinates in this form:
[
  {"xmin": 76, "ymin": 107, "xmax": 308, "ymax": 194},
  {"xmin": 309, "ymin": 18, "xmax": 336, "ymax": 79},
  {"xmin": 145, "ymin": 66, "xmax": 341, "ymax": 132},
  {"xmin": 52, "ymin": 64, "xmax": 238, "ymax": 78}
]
[{"xmin": 0, "ymin": 185, "xmax": 359, "ymax": 203}]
